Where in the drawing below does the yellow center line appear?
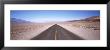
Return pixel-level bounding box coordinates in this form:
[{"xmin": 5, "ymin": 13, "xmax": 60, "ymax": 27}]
[{"xmin": 55, "ymin": 30, "xmax": 57, "ymax": 40}]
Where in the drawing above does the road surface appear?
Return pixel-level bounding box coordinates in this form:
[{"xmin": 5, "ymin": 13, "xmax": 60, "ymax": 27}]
[{"xmin": 31, "ymin": 24, "xmax": 84, "ymax": 40}]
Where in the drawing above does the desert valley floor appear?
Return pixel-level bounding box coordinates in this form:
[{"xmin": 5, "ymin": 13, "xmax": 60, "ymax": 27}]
[{"xmin": 11, "ymin": 16, "xmax": 100, "ymax": 40}]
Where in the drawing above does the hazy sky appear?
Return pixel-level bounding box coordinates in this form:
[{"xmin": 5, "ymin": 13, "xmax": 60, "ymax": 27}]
[{"xmin": 11, "ymin": 10, "xmax": 100, "ymax": 23}]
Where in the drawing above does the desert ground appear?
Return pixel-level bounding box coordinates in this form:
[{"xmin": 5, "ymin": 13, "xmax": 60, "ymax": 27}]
[
  {"xmin": 11, "ymin": 23, "xmax": 55, "ymax": 40},
  {"xmin": 11, "ymin": 16, "xmax": 100, "ymax": 40},
  {"xmin": 57, "ymin": 21, "xmax": 100, "ymax": 40}
]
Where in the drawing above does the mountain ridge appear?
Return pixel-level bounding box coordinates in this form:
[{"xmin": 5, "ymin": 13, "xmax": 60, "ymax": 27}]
[
  {"xmin": 68, "ymin": 16, "xmax": 100, "ymax": 22},
  {"xmin": 11, "ymin": 18, "xmax": 32, "ymax": 24}
]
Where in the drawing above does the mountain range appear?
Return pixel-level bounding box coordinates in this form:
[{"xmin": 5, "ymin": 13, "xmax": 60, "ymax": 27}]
[
  {"xmin": 11, "ymin": 18, "xmax": 32, "ymax": 24},
  {"xmin": 11, "ymin": 16, "xmax": 100, "ymax": 24},
  {"xmin": 68, "ymin": 16, "xmax": 100, "ymax": 22}
]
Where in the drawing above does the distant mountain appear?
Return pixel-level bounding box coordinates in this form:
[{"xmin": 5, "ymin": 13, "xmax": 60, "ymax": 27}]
[
  {"xmin": 84, "ymin": 16, "xmax": 100, "ymax": 21},
  {"xmin": 11, "ymin": 18, "xmax": 32, "ymax": 24},
  {"xmin": 68, "ymin": 16, "xmax": 100, "ymax": 22},
  {"xmin": 67, "ymin": 20, "xmax": 80, "ymax": 22}
]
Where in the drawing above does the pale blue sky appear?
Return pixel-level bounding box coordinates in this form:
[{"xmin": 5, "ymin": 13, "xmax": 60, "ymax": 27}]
[{"xmin": 11, "ymin": 10, "xmax": 100, "ymax": 23}]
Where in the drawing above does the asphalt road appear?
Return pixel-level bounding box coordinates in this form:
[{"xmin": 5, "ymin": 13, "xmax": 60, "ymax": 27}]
[{"xmin": 31, "ymin": 24, "xmax": 84, "ymax": 40}]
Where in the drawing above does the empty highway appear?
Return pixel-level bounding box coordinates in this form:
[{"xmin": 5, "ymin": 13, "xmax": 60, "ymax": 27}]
[{"xmin": 31, "ymin": 24, "xmax": 84, "ymax": 40}]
